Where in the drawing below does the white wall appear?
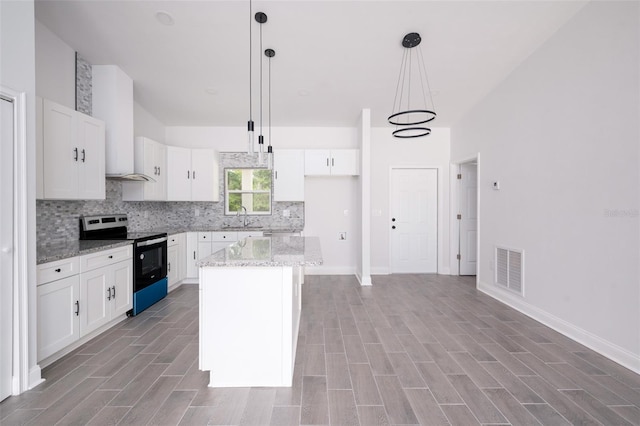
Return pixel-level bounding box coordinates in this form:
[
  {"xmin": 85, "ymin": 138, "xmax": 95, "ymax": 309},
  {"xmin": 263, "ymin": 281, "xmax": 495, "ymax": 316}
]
[
  {"xmin": 35, "ymin": 19, "xmax": 75, "ymax": 108},
  {"xmin": 370, "ymin": 127, "xmax": 451, "ymax": 275},
  {"xmin": 451, "ymin": 1, "xmax": 639, "ymax": 371},
  {"xmin": 134, "ymin": 102, "xmax": 165, "ymax": 143},
  {"xmin": 166, "ymin": 126, "xmax": 361, "ymax": 274},
  {"xmin": 1, "ymin": 0, "xmax": 39, "ymax": 389}
]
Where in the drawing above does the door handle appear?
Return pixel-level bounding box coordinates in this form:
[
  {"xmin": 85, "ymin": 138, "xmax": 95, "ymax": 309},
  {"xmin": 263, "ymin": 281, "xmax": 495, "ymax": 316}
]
[
  {"xmin": 391, "ymin": 218, "xmax": 396, "ymax": 222},
  {"xmin": 75, "ymin": 300, "xmax": 80, "ymax": 316},
  {"xmin": 107, "ymin": 287, "xmax": 112, "ymax": 301},
  {"xmin": 392, "ymin": 225, "xmax": 396, "ymax": 229},
  {"xmin": 73, "ymin": 147, "xmax": 78, "ymax": 161},
  {"xmin": 193, "ymin": 170, "xmax": 196, "ymax": 179},
  {"xmin": 81, "ymin": 149, "xmax": 86, "ymax": 162},
  {"xmin": 187, "ymin": 170, "xmax": 190, "ymax": 179},
  {"xmin": 112, "ymin": 286, "xmax": 116, "ymax": 298},
  {"xmin": 168, "ymin": 262, "xmax": 171, "ymax": 272}
]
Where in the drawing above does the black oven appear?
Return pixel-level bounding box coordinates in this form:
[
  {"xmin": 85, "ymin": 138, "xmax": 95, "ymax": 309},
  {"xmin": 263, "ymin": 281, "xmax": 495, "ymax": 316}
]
[{"xmin": 134, "ymin": 236, "xmax": 168, "ymax": 292}]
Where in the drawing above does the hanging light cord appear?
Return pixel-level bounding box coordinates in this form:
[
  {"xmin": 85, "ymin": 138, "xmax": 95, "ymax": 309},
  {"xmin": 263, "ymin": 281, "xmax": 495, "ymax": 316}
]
[
  {"xmin": 417, "ymin": 47, "xmax": 436, "ymax": 113},
  {"xmin": 268, "ymin": 53, "xmax": 272, "ymax": 148},
  {"xmin": 259, "ymin": 20, "xmax": 264, "ymax": 137},
  {"xmin": 249, "ymin": 0, "xmax": 253, "ymax": 123}
]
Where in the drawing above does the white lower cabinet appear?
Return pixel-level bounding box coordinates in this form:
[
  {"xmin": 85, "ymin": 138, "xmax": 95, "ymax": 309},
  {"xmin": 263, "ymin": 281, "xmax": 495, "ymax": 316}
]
[
  {"xmin": 185, "ymin": 231, "xmax": 263, "ymax": 279},
  {"xmin": 37, "ymin": 272, "xmax": 80, "ymax": 361},
  {"xmin": 37, "ymin": 246, "xmax": 132, "ymax": 363},
  {"xmin": 80, "ymin": 258, "xmax": 132, "ymax": 336},
  {"xmin": 168, "ymin": 233, "xmax": 187, "ymax": 288}
]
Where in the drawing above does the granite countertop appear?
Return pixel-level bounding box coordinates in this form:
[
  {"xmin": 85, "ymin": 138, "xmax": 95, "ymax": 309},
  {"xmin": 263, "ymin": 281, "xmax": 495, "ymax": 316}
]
[
  {"xmin": 37, "ymin": 240, "xmax": 133, "ymax": 264},
  {"xmin": 197, "ymin": 236, "xmax": 323, "ymax": 268},
  {"xmin": 162, "ymin": 227, "xmax": 303, "ymax": 235}
]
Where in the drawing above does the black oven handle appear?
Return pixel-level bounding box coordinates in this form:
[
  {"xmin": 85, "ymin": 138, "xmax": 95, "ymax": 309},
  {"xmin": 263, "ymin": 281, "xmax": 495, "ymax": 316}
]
[{"xmin": 136, "ymin": 236, "xmax": 168, "ymax": 247}]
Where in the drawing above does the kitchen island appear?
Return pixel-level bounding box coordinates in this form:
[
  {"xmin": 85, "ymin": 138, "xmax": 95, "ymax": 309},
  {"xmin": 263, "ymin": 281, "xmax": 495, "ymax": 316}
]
[{"xmin": 197, "ymin": 235, "xmax": 322, "ymax": 387}]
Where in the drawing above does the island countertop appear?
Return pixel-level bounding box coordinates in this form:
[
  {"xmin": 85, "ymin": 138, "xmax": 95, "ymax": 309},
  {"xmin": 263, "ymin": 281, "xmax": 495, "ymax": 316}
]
[{"xmin": 197, "ymin": 236, "xmax": 322, "ymax": 268}]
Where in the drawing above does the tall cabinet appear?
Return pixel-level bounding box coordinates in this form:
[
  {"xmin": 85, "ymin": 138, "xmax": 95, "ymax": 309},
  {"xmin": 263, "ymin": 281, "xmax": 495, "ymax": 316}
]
[{"xmin": 37, "ymin": 98, "xmax": 106, "ymax": 200}]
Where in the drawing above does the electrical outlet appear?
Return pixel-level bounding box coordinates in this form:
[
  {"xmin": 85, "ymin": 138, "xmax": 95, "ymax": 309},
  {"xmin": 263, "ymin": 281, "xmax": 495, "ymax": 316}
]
[{"xmin": 338, "ymin": 232, "xmax": 347, "ymax": 241}]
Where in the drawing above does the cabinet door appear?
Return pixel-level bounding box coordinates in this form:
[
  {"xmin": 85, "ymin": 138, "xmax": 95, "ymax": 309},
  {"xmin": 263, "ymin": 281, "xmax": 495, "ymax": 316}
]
[
  {"xmin": 111, "ymin": 260, "xmax": 133, "ymax": 318},
  {"xmin": 154, "ymin": 142, "xmax": 167, "ymax": 200},
  {"xmin": 185, "ymin": 232, "xmax": 199, "ymax": 278},
  {"xmin": 330, "ymin": 149, "xmax": 360, "ymax": 176},
  {"xmin": 42, "ymin": 99, "xmax": 77, "ymax": 199},
  {"xmin": 198, "ymin": 241, "xmax": 213, "ymax": 260},
  {"xmin": 304, "ymin": 149, "xmax": 331, "ymax": 175},
  {"xmin": 77, "ymin": 113, "xmax": 106, "ymax": 200},
  {"xmin": 274, "ymin": 150, "xmax": 305, "ymax": 201},
  {"xmin": 80, "ymin": 268, "xmax": 110, "ymax": 336},
  {"xmin": 37, "ymin": 275, "xmax": 80, "ymax": 361},
  {"xmin": 191, "ymin": 149, "xmax": 217, "ymax": 201},
  {"xmin": 168, "ymin": 244, "xmax": 180, "ymax": 287},
  {"xmin": 166, "ymin": 146, "xmax": 192, "ymax": 201}
]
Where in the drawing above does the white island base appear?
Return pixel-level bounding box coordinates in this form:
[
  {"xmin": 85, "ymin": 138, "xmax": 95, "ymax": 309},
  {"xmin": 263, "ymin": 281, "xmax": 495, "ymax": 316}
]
[{"xmin": 198, "ymin": 265, "xmax": 302, "ymax": 387}]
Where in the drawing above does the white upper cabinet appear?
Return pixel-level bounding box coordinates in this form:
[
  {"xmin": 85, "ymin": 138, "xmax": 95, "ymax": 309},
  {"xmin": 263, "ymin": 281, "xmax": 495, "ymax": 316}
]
[
  {"xmin": 274, "ymin": 149, "xmax": 304, "ymax": 201},
  {"xmin": 304, "ymin": 149, "xmax": 360, "ymax": 176},
  {"xmin": 166, "ymin": 146, "xmax": 219, "ymax": 202},
  {"xmin": 38, "ymin": 98, "xmax": 106, "ymax": 200},
  {"xmin": 122, "ymin": 137, "xmax": 167, "ymax": 201}
]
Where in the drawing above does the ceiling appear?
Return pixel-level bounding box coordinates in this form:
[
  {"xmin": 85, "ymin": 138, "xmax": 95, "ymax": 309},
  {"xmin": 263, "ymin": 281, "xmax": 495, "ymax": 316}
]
[{"xmin": 35, "ymin": 0, "xmax": 587, "ymax": 128}]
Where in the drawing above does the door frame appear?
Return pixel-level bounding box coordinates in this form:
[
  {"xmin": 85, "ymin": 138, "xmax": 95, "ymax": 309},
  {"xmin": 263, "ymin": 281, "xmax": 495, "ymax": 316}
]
[
  {"xmin": 1, "ymin": 86, "xmax": 32, "ymax": 395},
  {"xmin": 388, "ymin": 165, "xmax": 443, "ymax": 274},
  {"xmin": 450, "ymin": 154, "xmax": 481, "ymax": 284}
]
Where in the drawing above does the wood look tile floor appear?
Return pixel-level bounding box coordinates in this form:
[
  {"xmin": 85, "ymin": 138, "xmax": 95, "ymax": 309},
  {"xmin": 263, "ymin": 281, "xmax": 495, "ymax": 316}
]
[{"xmin": 2, "ymin": 274, "xmax": 640, "ymax": 425}]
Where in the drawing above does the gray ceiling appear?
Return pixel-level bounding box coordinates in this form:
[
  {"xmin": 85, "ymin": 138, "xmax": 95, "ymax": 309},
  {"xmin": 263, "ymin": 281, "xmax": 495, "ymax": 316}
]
[{"xmin": 35, "ymin": 0, "xmax": 587, "ymax": 128}]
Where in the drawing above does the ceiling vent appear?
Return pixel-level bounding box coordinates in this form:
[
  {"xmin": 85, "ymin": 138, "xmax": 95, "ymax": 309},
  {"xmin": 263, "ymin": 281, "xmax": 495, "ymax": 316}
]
[{"xmin": 495, "ymin": 246, "xmax": 524, "ymax": 295}]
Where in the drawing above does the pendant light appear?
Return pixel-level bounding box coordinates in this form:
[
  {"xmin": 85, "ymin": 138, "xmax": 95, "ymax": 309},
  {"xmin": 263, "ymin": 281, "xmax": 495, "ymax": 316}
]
[
  {"xmin": 388, "ymin": 32, "xmax": 437, "ymax": 138},
  {"xmin": 247, "ymin": 0, "xmax": 255, "ymax": 154},
  {"xmin": 265, "ymin": 48, "xmax": 275, "ymax": 170},
  {"xmin": 256, "ymin": 11, "xmax": 267, "ymax": 164}
]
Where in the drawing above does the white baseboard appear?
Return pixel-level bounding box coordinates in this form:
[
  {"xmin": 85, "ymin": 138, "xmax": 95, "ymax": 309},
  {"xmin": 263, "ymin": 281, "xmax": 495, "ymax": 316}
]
[
  {"xmin": 477, "ymin": 280, "xmax": 640, "ymax": 375},
  {"xmin": 28, "ymin": 365, "xmax": 44, "ymax": 390},
  {"xmin": 356, "ymin": 272, "xmax": 372, "ymax": 286},
  {"xmin": 305, "ymin": 266, "xmax": 356, "ymax": 275}
]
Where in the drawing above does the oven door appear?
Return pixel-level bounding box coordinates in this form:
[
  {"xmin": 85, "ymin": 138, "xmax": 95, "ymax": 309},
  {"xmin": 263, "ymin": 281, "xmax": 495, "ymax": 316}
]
[{"xmin": 134, "ymin": 236, "xmax": 168, "ymax": 292}]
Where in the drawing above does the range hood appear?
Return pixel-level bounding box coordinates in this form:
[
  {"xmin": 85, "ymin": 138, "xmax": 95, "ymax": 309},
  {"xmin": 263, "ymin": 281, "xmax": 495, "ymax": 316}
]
[
  {"xmin": 106, "ymin": 173, "xmax": 155, "ymax": 182},
  {"xmin": 93, "ymin": 65, "xmax": 154, "ymax": 182}
]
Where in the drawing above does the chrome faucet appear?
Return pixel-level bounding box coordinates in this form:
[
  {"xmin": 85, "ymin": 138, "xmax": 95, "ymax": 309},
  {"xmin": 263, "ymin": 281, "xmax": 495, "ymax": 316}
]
[{"xmin": 237, "ymin": 206, "xmax": 248, "ymax": 227}]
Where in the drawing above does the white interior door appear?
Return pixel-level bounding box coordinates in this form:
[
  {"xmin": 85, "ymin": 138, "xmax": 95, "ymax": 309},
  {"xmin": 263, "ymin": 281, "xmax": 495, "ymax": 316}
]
[
  {"xmin": 390, "ymin": 168, "xmax": 438, "ymax": 273},
  {"xmin": 1, "ymin": 97, "xmax": 14, "ymax": 402},
  {"xmin": 459, "ymin": 163, "xmax": 478, "ymax": 275}
]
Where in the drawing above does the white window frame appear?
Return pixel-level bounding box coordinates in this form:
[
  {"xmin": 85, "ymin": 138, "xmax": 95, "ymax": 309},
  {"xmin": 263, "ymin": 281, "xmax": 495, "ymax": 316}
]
[{"xmin": 225, "ymin": 168, "xmax": 272, "ymax": 215}]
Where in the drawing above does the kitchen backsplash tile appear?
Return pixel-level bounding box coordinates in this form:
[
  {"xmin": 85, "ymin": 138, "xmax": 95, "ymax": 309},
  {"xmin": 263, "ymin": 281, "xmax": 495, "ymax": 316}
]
[
  {"xmin": 75, "ymin": 52, "xmax": 92, "ymax": 116},
  {"xmin": 37, "ymin": 152, "xmax": 304, "ymax": 243}
]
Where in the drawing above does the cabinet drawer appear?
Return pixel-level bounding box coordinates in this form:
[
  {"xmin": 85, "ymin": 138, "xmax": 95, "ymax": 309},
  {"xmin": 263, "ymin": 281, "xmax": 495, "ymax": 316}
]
[
  {"xmin": 198, "ymin": 232, "xmax": 212, "ymax": 242},
  {"xmin": 82, "ymin": 245, "xmax": 132, "ymax": 272},
  {"xmin": 168, "ymin": 233, "xmax": 183, "ymax": 246},
  {"xmin": 237, "ymin": 231, "xmax": 263, "ymax": 239},
  {"xmin": 212, "ymin": 232, "xmax": 237, "ymax": 242},
  {"xmin": 37, "ymin": 257, "xmax": 80, "ymax": 285}
]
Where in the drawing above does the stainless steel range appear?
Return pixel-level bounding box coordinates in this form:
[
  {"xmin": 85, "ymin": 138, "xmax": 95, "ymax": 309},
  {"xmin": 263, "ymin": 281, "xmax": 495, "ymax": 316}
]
[{"xmin": 80, "ymin": 214, "xmax": 168, "ymax": 316}]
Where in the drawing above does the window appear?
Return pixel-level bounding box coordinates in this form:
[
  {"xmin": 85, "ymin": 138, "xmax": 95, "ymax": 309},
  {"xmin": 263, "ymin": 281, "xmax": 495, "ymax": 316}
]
[{"xmin": 225, "ymin": 168, "xmax": 272, "ymax": 215}]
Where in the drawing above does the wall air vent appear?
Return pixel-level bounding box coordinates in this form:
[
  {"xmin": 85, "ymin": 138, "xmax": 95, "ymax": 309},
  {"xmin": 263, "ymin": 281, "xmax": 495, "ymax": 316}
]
[{"xmin": 495, "ymin": 246, "xmax": 524, "ymax": 296}]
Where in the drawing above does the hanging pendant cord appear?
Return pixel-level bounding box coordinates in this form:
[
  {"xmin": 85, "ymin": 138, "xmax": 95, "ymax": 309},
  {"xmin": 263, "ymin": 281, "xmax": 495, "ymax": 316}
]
[
  {"xmin": 259, "ymin": 21, "xmax": 263, "ymax": 136},
  {"xmin": 417, "ymin": 47, "xmax": 436, "ymax": 112},
  {"xmin": 268, "ymin": 55, "xmax": 272, "ymax": 147},
  {"xmin": 249, "ymin": 0, "xmax": 253, "ymax": 122}
]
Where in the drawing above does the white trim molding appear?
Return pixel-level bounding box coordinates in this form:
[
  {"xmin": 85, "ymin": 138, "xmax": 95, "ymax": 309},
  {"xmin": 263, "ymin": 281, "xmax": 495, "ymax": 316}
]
[
  {"xmin": 478, "ymin": 279, "xmax": 640, "ymax": 375},
  {"xmin": 1, "ymin": 86, "xmax": 42, "ymax": 394}
]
